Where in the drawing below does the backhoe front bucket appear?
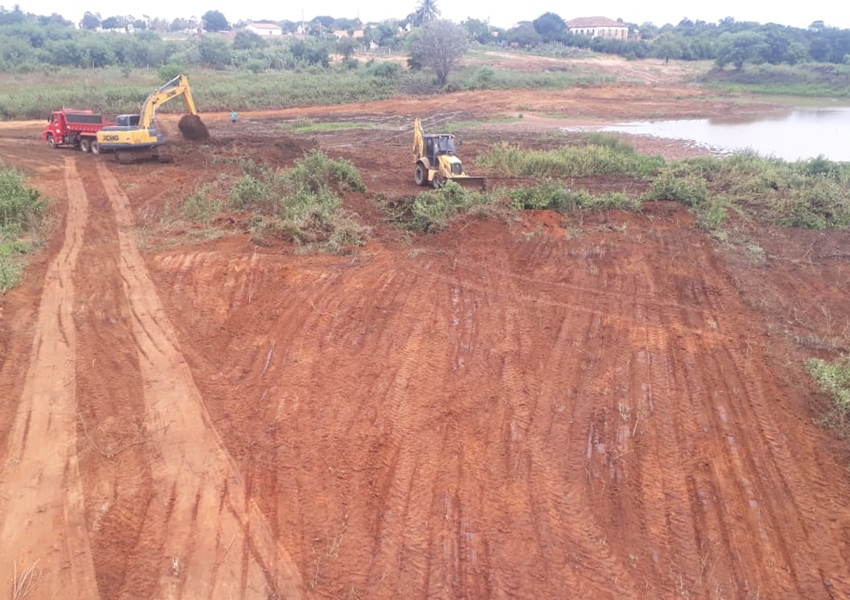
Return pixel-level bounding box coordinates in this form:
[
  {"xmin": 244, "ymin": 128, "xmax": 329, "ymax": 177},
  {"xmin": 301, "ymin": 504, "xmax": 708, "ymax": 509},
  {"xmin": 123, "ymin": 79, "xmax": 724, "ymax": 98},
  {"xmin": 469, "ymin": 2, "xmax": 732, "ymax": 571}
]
[{"xmin": 452, "ymin": 176, "xmax": 488, "ymax": 191}]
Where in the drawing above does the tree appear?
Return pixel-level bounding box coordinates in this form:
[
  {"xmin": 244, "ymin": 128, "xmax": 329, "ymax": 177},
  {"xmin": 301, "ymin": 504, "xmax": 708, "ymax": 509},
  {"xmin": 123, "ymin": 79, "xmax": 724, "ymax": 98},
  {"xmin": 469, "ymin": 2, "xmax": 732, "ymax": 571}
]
[
  {"xmin": 715, "ymin": 31, "xmax": 768, "ymax": 69},
  {"xmin": 80, "ymin": 11, "xmax": 100, "ymax": 30},
  {"xmin": 409, "ymin": 19, "xmax": 467, "ymax": 86},
  {"xmin": 461, "ymin": 18, "xmax": 492, "ymax": 44},
  {"xmin": 532, "ymin": 12, "xmax": 566, "ymax": 42},
  {"xmin": 365, "ymin": 21, "xmax": 402, "ymax": 48},
  {"xmin": 336, "ymin": 37, "xmax": 358, "ymax": 59},
  {"xmin": 411, "ymin": 0, "xmax": 440, "ymax": 27},
  {"xmin": 0, "ymin": 5, "xmax": 26, "ymax": 26},
  {"xmin": 233, "ymin": 30, "xmax": 266, "ymax": 51},
  {"xmin": 198, "ymin": 35, "xmax": 231, "ymax": 67},
  {"xmin": 652, "ymin": 33, "xmax": 683, "ymax": 63},
  {"xmin": 503, "ymin": 22, "xmax": 543, "ymax": 47},
  {"xmin": 37, "ymin": 13, "xmax": 73, "ymax": 27},
  {"xmin": 201, "ymin": 10, "xmax": 229, "ymax": 32},
  {"xmin": 290, "ymin": 39, "xmax": 330, "ymax": 66},
  {"xmin": 101, "ymin": 16, "xmax": 121, "ymax": 30}
]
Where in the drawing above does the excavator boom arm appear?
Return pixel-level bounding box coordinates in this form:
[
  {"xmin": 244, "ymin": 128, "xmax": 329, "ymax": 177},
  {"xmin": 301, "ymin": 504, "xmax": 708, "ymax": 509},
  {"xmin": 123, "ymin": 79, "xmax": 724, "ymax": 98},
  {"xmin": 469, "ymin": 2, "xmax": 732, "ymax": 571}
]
[{"xmin": 139, "ymin": 74, "xmax": 199, "ymax": 128}]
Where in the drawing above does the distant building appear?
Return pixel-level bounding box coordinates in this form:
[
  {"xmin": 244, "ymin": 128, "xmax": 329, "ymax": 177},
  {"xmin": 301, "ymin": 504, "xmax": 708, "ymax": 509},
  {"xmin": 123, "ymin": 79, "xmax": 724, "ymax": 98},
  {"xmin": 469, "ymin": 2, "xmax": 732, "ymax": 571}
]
[
  {"xmin": 333, "ymin": 29, "xmax": 366, "ymax": 39},
  {"xmin": 566, "ymin": 16, "xmax": 629, "ymax": 40},
  {"xmin": 246, "ymin": 22, "xmax": 283, "ymax": 36}
]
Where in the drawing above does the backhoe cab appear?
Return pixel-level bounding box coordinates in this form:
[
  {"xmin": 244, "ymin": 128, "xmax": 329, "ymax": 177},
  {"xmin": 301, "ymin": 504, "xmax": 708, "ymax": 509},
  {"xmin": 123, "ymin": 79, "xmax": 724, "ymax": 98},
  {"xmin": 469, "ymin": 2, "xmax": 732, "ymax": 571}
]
[
  {"xmin": 413, "ymin": 118, "xmax": 486, "ymax": 190},
  {"xmin": 96, "ymin": 74, "xmax": 208, "ymax": 163}
]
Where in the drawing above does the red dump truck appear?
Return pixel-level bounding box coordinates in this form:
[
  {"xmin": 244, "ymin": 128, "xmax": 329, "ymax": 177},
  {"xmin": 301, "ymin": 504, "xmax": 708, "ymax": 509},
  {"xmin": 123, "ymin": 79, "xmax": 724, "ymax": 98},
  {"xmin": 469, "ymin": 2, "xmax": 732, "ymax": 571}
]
[{"xmin": 42, "ymin": 109, "xmax": 114, "ymax": 153}]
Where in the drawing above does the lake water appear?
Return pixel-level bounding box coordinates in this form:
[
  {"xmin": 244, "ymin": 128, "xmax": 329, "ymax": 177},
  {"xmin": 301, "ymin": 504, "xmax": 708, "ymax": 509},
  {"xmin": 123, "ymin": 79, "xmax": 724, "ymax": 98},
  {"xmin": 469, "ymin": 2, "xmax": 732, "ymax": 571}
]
[{"xmin": 578, "ymin": 103, "xmax": 850, "ymax": 162}]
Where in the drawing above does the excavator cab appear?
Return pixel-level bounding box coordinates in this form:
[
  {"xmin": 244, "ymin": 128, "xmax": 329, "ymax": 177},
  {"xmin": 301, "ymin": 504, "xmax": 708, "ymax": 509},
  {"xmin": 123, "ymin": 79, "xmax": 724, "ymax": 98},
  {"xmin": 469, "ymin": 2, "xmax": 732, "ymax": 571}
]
[{"xmin": 116, "ymin": 115, "xmax": 141, "ymax": 127}]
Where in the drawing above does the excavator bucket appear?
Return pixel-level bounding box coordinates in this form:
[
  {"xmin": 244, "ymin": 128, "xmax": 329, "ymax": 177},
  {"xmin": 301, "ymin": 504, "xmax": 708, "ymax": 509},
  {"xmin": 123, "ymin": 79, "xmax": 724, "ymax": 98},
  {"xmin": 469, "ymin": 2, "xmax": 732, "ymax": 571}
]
[{"xmin": 178, "ymin": 114, "xmax": 209, "ymax": 141}]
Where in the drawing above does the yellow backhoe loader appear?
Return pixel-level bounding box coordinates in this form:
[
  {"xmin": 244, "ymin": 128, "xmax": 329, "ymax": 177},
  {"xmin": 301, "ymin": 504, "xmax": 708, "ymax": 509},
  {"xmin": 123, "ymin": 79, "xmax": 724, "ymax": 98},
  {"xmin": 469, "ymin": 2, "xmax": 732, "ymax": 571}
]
[
  {"xmin": 412, "ymin": 118, "xmax": 486, "ymax": 190},
  {"xmin": 96, "ymin": 74, "xmax": 208, "ymax": 163}
]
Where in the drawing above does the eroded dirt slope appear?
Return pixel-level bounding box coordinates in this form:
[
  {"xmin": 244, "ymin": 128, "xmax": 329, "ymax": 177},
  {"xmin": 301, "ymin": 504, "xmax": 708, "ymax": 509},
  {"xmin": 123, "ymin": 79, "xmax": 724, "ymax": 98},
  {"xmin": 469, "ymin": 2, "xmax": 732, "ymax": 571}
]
[{"xmin": 1, "ymin": 84, "xmax": 849, "ymax": 599}]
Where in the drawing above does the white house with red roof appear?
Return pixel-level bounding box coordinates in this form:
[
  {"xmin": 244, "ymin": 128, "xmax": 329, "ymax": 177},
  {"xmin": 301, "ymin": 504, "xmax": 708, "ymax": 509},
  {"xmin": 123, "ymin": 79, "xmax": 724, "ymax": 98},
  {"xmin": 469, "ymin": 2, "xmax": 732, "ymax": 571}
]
[
  {"xmin": 246, "ymin": 22, "xmax": 283, "ymax": 36},
  {"xmin": 566, "ymin": 17, "xmax": 629, "ymax": 39}
]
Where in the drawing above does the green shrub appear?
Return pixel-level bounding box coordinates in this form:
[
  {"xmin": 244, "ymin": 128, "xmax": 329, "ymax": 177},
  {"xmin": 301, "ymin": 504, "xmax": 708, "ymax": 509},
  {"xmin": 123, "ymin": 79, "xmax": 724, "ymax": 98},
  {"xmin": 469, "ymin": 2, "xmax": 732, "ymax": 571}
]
[
  {"xmin": 0, "ymin": 168, "xmax": 46, "ymax": 231},
  {"xmin": 509, "ymin": 180, "xmax": 571, "ymax": 210},
  {"xmin": 695, "ymin": 197, "xmax": 732, "ymax": 230},
  {"xmin": 508, "ymin": 180, "xmax": 639, "ymax": 213},
  {"xmin": 284, "ymin": 149, "xmax": 365, "ymax": 194},
  {"xmin": 807, "ymin": 357, "xmax": 850, "ymax": 422},
  {"xmin": 227, "ymin": 153, "xmax": 368, "ymax": 251},
  {"xmin": 779, "ymin": 177, "xmax": 850, "ymax": 229},
  {"xmin": 157, "ymin": 63, "xmax": 185, "ymax": 81},
  {"xmin": 477, "ymin": 142, "xmax": 665, "ymax": 178},
  {"xmin": 643, "ymin": 172, "xmax": 710, "ymax": 207},
  {"xmin": 0, "ymin": 164, "xmax": 46, "ymax": 293},
  {"xmin": 410, "ymin": 181, "xmax": 489, "ymax": 232},
  {"xmin": 576, "ymin": 132, "xmax": 637, "ymax": 154},
  {"xmin": 181, "ymin": 185, "xmax": 222, "ymax": 224}
]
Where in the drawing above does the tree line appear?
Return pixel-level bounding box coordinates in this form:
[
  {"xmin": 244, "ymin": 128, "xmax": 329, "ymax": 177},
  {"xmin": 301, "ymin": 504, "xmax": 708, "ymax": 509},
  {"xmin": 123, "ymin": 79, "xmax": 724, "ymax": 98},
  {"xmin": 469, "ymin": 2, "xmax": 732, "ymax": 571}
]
[
  {"xmin": 1, "ymin": 3, "xmax": 850, "ymax": 75},
  {"xmin": 513, "ymin": 13, "xmax": 850, "ymax": 68}
]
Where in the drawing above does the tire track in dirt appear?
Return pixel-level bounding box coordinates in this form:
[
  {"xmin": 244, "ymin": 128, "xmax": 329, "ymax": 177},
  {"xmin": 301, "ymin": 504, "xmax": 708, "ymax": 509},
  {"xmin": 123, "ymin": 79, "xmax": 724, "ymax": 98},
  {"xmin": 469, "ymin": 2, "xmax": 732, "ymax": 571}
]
[
  {"xmin": 0, "ymin": 157, "xmax": 99, "ymax": 598},
  {"xmin": 95, "ymin": 162, "xmax": 303, "ymax": 599},
  {"xmin": 622, "ymin": 228, "xmax": 850, "ymax": 598},
  {"xmin": 143, "ymin": 213, "xmax": 850, "ymax": 599}
]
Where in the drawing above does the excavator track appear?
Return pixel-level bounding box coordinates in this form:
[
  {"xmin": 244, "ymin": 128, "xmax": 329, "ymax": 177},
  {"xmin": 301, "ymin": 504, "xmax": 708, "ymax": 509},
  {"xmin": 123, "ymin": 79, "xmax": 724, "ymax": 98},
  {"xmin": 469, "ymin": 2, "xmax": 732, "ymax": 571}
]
[{"xmin": 114, "ymin": 149, "xmax": 172, "ymax": 165}]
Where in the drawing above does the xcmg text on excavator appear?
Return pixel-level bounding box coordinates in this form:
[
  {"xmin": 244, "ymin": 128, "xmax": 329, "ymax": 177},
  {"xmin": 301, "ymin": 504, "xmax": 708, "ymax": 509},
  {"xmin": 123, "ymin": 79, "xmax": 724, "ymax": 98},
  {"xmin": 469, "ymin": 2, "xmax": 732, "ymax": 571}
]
[
  {"xmin": 96, "ymin": 74, "xmax": 208, "ymax": 163},
  {"xmin": 412, "ymin": 118, "xmax": 487, "ymax": 190}
]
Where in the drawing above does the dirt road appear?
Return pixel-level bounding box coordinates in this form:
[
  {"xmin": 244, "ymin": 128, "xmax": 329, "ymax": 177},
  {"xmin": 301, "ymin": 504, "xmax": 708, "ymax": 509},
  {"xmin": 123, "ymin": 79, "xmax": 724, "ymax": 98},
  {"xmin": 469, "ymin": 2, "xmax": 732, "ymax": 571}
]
[
  {"xmin": 0, "ymin": 157, "xmax": 98, "ymax": 598},
  {"xmin": 1, "ymin": 83, "xmax": 850, "ymax": 599}
]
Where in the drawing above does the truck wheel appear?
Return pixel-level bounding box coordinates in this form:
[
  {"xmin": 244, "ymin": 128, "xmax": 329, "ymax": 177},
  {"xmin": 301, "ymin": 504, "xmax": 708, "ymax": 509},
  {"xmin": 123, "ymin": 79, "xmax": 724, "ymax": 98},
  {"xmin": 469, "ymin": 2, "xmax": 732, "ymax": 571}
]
[
  {"xmin": 414, "ymin": 164, "xmax": 428, "ymax": 186},
  {"xmin": 79, "ymin": 138, "xmax": 92, "ymax": 153},
  {"xmin": 90, "ymin": 141, "xmax": 100, "ymax": 155},
  {"xmin": 46, "ymin": 134, "xmax": 57, "ymax": 149}
]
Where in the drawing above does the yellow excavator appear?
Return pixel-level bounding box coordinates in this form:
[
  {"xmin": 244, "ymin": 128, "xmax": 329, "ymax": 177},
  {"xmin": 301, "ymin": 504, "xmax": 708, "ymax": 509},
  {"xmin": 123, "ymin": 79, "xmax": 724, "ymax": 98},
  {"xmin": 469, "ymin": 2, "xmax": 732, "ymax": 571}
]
[
  {"xmin": 96, "ymin": 74, "xmax": 208, "ymax": 163},
  {"xmin": 413, "ymin": 118, "xmax": 487, "ymax": 190}
]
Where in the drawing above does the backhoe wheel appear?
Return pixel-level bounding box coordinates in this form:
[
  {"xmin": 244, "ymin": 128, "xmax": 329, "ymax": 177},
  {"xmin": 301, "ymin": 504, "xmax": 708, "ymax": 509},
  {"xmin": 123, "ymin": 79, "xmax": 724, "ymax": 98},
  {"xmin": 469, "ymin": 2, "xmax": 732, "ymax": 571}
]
[
  {"xmin": 46, "ymin": 134, "xmax": 56, "ymax": 149},
  {"xmin": 414, "ymin": 164, "xmax": 428, "ymax": 186},
  {"xmin": 80, "ymin": 138, "xmax": 91, "ymax": 153},
  {"xmin": 431, "ymin": 174, "xmax": 444, "ymax": 189}
]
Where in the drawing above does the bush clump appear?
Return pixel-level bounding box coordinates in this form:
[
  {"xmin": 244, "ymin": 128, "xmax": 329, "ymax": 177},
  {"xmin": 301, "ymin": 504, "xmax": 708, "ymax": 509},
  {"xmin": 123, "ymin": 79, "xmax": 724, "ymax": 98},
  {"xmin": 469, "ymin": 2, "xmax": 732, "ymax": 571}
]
[
  {"xmin": 0, "ymin": 165, "xmax": 47, "ymax": 293},
  {"xmin": 229, "ymin": 150, "xmax": 368, "ymax": 252}
]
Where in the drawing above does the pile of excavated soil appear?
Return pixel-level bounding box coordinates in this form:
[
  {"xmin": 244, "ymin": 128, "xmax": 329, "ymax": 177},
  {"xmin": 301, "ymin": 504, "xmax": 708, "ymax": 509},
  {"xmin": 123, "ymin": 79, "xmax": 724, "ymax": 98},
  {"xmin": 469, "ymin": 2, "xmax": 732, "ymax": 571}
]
[{"xmin": 178, "ymin": 114, "xmax": 210, "ymax": 141}]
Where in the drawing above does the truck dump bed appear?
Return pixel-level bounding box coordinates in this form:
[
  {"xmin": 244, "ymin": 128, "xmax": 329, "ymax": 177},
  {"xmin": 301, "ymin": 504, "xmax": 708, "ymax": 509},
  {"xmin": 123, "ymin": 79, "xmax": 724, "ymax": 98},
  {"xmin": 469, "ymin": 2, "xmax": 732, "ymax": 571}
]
[{"xmin": 64, "ymin": 111, "xmax": 106, "ymax": 125}]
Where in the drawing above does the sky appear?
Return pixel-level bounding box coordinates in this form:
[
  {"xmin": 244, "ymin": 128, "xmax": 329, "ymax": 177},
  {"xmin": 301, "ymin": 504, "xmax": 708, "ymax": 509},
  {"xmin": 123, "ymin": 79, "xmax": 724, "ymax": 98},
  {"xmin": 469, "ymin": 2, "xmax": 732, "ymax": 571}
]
[{"xmin": 10, "ymin": 0, "xmax": 850, "ymax": 31}]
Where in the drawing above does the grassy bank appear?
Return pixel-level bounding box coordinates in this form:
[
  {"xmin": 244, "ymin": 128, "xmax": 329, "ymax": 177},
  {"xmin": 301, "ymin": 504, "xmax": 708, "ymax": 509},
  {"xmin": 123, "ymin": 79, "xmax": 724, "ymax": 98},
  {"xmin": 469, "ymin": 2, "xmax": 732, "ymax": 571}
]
[
  {"xmin": 0, "ymin": 62, "xmax": 612, "ymax": 121},
  {"xmin": 167, "ymin": 150, "xmax": 370, "ymax": 253},
  {"xmin": 0, "ymin": 164, "xmax": 47, "ymax": 293},
  {"xmin": 474, "ymin": 135, "xmax": 850, "ymax": 233},
  {"xmin": 702, "ymin": 63, "xmax": 850, "ymax": 97},
  {"xmin": 807, "ymin": 357, "xmax": 850, "ymax": 440}
]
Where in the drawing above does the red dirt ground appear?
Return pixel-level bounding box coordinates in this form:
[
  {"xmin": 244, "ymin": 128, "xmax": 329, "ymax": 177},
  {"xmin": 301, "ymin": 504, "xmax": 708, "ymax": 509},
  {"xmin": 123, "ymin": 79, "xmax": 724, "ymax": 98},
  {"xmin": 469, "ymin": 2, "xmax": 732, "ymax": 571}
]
[{"xmin": 1, "ymin": 79, "xmax": 850, "ymax": 600}]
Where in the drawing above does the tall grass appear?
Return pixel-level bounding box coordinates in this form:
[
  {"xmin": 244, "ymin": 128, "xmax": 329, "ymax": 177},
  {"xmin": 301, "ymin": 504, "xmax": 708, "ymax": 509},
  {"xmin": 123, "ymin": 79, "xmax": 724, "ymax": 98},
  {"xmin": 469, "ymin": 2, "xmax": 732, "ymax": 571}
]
[
  {"xmin": 647, "ymin": 154, "xmax": 850, "ymax": 228},
  {"xmin": 807, "ymin": 357, "xmax": 850, "ymax": 438},
  {"xmin": 477, "ymin": 140, "xmax": 665, "ymax": 178},
  {"xmin": 509, "ymin": 180, "xmax": 639, "ymax": 212},
  {"xmin": 703, "ymin": 63, "xmax": 850, "ymax": 98},
  {"xmin": 229, "ymin": 150, "xmax": 369, "ymax": 252},
  {"xmin": 0, "ymin": 165, "xmax": 47, "ymax": 293},
  {"xmin": 0, "ymin": 62, "xmax": 612, "ymax": 121},
  {"xmin": 0, "ymin": 68, "xmax": 405, "ymax": 120}
]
